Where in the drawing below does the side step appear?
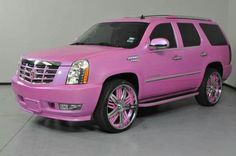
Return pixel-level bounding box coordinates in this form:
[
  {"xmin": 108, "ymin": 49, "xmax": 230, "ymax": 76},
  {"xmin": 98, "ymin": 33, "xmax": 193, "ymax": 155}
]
[{"xmin": 139, "ymin": 92, "xmax": 199, "ymax": 107}]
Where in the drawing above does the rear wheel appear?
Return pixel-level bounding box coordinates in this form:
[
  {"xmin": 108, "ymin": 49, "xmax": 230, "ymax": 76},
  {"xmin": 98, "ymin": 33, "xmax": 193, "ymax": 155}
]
[
  {"xmin": 94, "ymin": 79, "xmax": 138, "ymax": 133},
  {"xmin": 196, "ymin": 68, "xmax": 223, "ymax": 106}
]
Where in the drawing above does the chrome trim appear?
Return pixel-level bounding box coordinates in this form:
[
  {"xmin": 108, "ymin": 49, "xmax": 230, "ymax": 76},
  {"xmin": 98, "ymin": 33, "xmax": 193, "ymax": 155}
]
[
  {"xmin": 127, "ymin": 56, "xmax": 139, "ymax": 62},
  {"xmin": 206, "ymin": 72, "xmax": 222, "ymax": 104},
  {"xmin": 139, "ymin": 92, "xmax": 199, "ymax": 107},
  {"xmin": 200, "ymin": 52, "xmax": 208, "ymax": 57},
  {"xmin": 140, "ymin": 88, "xmax": 198, "ymax": 103},
  {"xmin": 172, "ymin": 55, "xmax": 183, "ymax": 61},
  {"xmin": 138, "ymin": 15, "xmax": 212, "ymax": 21},
  {"xmin": 107, "ymin": 84, "xmax": 138, "ymax": 130},
  {"xmin": 146, "ymin": 71, "xmax": 201, "ymax": 83},
  {"xmin": 168, "ymin": 16, "xmax": 211, "ymax": 21},
  {"xmin": 18, "ymin": 59, "xmax": 60, "ymax": 84}
]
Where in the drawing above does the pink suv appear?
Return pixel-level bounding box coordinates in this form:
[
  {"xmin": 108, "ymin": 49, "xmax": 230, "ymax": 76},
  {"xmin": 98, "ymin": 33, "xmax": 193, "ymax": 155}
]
[{"xmin": 12, "ymin": 15, "xmax": 232, "ymax": 132}]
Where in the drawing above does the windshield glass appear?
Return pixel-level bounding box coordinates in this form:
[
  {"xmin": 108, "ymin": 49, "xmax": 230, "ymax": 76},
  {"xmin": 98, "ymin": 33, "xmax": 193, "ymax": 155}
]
[{"xmin": 72, "ymin": 22, "xmax": 149, "ymax": 48}]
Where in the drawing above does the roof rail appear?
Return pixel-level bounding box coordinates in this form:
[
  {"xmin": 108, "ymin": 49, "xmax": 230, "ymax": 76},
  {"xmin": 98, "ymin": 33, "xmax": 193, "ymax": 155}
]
[
  {"xmin": 140, "ymin": 15, "xmax": 175, "ymax": 18},
  {"xmin": 167, "ymin": 15, "xmax": 212, "ymax": 21},
  {"xmin": 139, "ymin": 15, "xmax": 212, "ymax": 21}
]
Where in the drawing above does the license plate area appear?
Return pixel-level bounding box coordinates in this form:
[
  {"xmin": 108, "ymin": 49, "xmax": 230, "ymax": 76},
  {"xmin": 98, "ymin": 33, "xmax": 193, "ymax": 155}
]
[{"xmin": 25, "ymin": 98, "xmax": 41, "ymax": 113}]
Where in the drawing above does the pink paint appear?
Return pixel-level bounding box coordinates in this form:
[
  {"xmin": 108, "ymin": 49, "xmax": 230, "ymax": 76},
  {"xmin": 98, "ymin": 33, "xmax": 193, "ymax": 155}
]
[{"xmin": 12, "ymin": 16, "xmax": 232, "ymax": 122}]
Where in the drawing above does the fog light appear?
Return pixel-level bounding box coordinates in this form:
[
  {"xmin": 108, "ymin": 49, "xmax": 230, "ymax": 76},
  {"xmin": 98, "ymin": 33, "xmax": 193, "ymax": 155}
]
[{"xmin": 59, "ymin": 104, "xmax": 82, "ymax": 111}]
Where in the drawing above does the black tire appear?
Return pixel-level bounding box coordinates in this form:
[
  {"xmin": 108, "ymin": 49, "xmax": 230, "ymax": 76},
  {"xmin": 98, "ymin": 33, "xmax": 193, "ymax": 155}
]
[
  {"xmin": 94, "ymin": 79, "xmax": 138, "ymax": 133},
  {"xmin": 195, "ymin": 68, "xmax": 223, "ymax": 106}
]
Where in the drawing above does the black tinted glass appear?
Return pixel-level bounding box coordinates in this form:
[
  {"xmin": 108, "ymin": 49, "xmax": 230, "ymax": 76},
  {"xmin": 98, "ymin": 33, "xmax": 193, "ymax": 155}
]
[
  {"xmin": 150, "ymin": 23, "xmax": 177, "ymax": 48},
  {"xmin": 200, "ymin": 24, "xmax": 227, "ymax": 46},
  {"xmin": 73, "ymin": 22, "xmax": 148, "ymax": 48},
  {"xmin": 178, "ymin": 23, "xmax": 201, "ymax": 47}
]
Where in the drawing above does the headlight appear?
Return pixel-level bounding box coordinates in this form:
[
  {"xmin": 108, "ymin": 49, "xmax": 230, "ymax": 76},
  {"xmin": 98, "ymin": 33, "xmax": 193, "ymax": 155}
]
[{"xmin": 66, "ymin": 60, "xmax": 89, "ymax": 84}]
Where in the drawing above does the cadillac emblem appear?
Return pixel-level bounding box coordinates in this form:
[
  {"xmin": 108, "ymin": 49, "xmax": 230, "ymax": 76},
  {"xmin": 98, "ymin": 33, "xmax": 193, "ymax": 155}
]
[{"xmin": 30, "ymin": 69, "xmax": 36, "ymax": 79}]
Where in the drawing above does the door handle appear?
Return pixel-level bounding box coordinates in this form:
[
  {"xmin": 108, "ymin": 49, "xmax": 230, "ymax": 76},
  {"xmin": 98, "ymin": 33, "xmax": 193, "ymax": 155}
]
[
  {"xmin": 200, "ymin": 52, "xmax": 208, "ymax": 57},
  {"xmin": 172, "ymin": 55, "xmax": 182, "ymax": 61}
]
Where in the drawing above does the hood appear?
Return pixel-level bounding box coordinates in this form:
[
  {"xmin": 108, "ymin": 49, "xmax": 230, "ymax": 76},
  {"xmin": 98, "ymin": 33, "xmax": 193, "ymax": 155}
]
[{"xmin": 23, "ymin": 45, "xmax": 123, "ymax": 66}]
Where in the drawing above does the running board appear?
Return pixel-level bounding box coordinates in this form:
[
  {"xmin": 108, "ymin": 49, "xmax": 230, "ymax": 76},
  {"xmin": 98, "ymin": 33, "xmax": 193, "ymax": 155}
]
[{"xmin": 139, "ymin": 92, "xmax": 199, "ymax": 107}]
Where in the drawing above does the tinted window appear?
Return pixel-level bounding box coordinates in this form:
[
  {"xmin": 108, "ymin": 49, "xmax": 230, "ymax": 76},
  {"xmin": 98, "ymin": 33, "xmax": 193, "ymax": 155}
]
[
  {"xmin": 150, "ymin": 23, "xmax": 177, "ymax": 48},
  {"xmin": 73, "ymin": 22, "xmax": 149, "ymax": 49},
  {"xmin": 200, "ymin": 24, "xmax": 227, "ymax": 46},
  {"xmin": 178, "ymin": 23, "xmax": 201, "ymax": 47}
]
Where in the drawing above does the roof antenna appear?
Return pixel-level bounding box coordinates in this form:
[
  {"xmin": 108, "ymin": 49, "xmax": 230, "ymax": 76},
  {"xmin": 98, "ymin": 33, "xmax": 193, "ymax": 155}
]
[{"xmin": 140, "ymin": 14, "xmax": 145, "ymax": 19}]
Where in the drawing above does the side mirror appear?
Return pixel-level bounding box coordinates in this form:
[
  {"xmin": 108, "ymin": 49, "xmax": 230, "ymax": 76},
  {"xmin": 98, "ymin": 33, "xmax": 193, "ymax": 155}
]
[{"xmin": 149, "ymin": 38, "xmax": 170, "ymax": 50}]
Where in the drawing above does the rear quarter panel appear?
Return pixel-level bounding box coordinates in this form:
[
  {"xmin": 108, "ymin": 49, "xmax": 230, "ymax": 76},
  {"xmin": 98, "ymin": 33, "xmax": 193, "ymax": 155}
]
[{"xmin": 196, "ymin": 21, "xmax": 231, "ymax": 81}]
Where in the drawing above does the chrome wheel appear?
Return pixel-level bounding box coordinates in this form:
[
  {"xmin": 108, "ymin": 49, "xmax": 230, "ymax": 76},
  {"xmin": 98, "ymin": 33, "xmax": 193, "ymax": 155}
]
[
  {"xmin": 206, "ymin": 72, "xmax": 222, "ymax": 104},
  {"xmin": 107, "ymin": 84, "xmax": 138, "ymax": 130}
]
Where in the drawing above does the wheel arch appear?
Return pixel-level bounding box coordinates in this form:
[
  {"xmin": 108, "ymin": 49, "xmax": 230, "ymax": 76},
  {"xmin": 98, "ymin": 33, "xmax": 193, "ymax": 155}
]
[
  {"xmin": 103, "ymin": 72, "xmax": 140, "ymax": 95},
  {"xmin": 205, "ymin": 62, "xmax": 223, "ymax": 76}
]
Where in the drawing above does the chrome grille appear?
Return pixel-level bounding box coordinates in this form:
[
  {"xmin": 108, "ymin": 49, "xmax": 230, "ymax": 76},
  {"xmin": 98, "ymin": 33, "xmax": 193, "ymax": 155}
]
[{"xmin": 18, "ymin": 59, "xmax": 61, "ymax": 84}]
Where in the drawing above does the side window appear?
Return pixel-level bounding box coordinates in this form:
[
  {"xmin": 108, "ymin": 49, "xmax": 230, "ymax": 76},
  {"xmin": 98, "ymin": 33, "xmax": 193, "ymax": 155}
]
[
  {"xmin": 200, "ymin": 24, "xmax": 227, "ymax": 46},
  {"xmin": 177, "ymin": 23, "xmax": 201, "ymax": 47},
  {"xmin": 150, "ymin": 23, "xmax": 177, "ymax": 48}
]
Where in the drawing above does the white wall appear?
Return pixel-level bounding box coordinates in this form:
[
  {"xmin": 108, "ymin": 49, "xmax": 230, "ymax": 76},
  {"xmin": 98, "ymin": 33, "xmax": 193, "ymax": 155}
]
[
  {"xmin": 226, "ymin": 0, "xmax": 236, "ymax": 87},
  {"xmin": 0, "ymin": 0, "xmax": 231, "ymax": 84}
]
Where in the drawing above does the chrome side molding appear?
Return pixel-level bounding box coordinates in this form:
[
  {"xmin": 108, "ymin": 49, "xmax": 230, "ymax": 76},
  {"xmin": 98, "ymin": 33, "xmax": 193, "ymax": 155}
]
[{"xmin": 146, "ymin": 71, "xmax": 201, "ymax": 83}]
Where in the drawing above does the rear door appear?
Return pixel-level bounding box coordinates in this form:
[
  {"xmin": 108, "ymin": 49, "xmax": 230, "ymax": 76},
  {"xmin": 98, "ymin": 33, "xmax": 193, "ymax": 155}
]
[{"xmin": 174, "ymin": 22, "xmax": 205, "ymax": 89}]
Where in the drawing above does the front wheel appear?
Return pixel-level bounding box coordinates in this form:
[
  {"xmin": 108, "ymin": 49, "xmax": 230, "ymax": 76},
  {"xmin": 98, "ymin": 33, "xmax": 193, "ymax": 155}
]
[
  {"xmin": 94, "ymin": 79, "xmax": 138, "ymax": 133},
  {"xmin": 196, "ymin": 68, "xmax": 223, "ymax": 106}
]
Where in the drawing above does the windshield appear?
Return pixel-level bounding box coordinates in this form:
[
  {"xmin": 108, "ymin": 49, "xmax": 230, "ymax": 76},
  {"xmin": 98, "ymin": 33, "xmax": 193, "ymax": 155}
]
[{"xmin": 72, "ymin": 22, "xmax": 149, "ymax": 48}]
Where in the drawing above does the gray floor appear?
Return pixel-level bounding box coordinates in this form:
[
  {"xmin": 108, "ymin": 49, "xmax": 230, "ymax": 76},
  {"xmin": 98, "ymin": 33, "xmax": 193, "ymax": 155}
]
[{"xmin": 0, "ymin": 85, "xmax": 235, "ymax": 156}]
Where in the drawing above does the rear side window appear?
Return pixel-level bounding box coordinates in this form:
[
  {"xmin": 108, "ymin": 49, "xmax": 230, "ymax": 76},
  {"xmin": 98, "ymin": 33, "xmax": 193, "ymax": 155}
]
[
  {"xmin": 177, "ymin": 23, "xmax": 201, "ymax": 47},
  {"xmin": 200, "ymin": 24, "xmax": 227, "ymax": 46},
  {"xmin": 150, "ymin": 23, "xmax": 177, "ymax": 48}
]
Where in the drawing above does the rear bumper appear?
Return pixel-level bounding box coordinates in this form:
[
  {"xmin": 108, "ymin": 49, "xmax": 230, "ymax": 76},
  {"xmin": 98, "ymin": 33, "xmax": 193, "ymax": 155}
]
[
  {"xmin": 223, "ymin": 64, "xmax": 232, "ymax": 81},
  {"xmin": 11, "ymin": 76, "xmax": 102, "ymax": 121}
]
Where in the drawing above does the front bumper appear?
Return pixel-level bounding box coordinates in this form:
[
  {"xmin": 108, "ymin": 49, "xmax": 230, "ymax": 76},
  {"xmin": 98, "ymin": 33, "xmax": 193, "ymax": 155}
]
[{"xmin": 11, "ymin": 76, "xmax": 102, "ymax": 121}]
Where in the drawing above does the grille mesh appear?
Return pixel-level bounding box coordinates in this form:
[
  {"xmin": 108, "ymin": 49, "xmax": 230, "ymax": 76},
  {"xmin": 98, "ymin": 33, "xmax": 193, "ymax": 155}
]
[{"xmin": 18, "ymin": 59, "xmax": 60, "ymax": 84}]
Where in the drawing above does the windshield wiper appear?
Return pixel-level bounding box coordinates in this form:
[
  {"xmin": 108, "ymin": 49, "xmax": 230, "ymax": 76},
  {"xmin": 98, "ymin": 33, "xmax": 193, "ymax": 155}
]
[
  {"xmin": 96, "ymin": 42, "xmax": 126, "ymax": 48},
  {"xmin": 71, "ymin": 42, "xmax": 124, "ymax": 48},
  {"xmin": 71, "ymin": 42, "xmax": 111, "ymax": 46},
  {"xmin": 70, "ymin": 42, "xmax": 87, "ymax": 45},
  {"xmin": 95, "ymin": 42, "xmax": 114, "ymax": 47}
]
